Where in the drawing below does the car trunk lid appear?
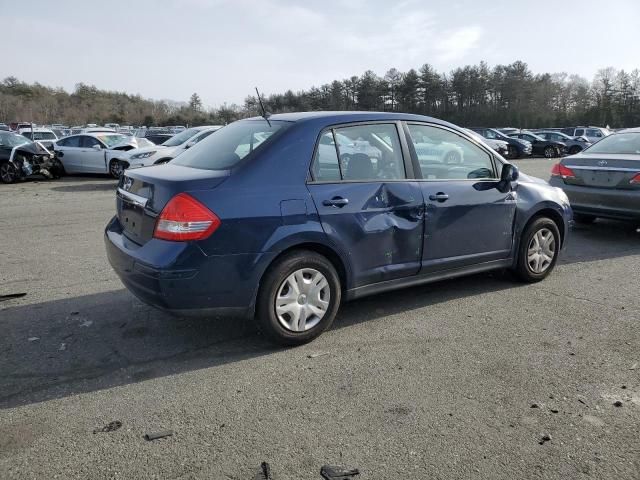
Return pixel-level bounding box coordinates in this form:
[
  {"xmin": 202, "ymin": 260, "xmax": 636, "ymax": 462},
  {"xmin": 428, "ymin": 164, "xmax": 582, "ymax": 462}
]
[
  {"xmin": 116, "ymin": 164, "xmax": 229, "ymax": 245},
  {"xmin": 561, "ymin": 154, "xmax": 640, "ymax": 189}
]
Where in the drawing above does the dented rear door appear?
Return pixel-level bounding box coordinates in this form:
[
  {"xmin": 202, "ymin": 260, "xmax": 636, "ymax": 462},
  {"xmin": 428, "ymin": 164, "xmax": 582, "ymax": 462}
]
[{"xmin": 308, "ymin": 181, "xmax": 424, "ymax": 288}]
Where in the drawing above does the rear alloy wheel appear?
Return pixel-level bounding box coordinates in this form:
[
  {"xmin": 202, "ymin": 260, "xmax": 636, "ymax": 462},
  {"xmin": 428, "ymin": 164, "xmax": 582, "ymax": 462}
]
[
  {"xmin": 109, "ymin": 160, "xmax": 125, "ymax": 178},
  {"xmin": 514, "ymin": 217, "xmax": 560, "ymax": 282},
  {"xmin": 256, "ymin": 250, "xmax": 341, "ymax": 346},
  {"xmin": 544, "ymin": 146, "xmax": 557, "ymax": 158},
  {"xmin": 506, "ymin": 145, "xmax": 519, "ymax": 160},
  {"xmin": 573, "ymin": 213, "xmax": 596, "ymax": 224},
  {"xmin": 0, "ymin": 162, "xmax": 18, "ymax": 184}
]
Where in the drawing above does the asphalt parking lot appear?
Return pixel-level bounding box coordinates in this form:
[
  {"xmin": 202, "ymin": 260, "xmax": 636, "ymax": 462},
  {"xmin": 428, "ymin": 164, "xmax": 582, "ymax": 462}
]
[{"xmin": 1, "ymin": 158, "xmax": 639, "ymax": 479}]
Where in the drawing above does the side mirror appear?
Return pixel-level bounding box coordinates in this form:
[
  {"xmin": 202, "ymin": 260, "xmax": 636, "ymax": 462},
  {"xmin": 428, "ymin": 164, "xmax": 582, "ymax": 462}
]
[
  {"xmin": 185, "ymin": 140, "xmax": 196, "ymax": 149},
  {"xmin": 501, "ymin": 163, "xmax": 519, "ymax": 182},
  {"xmin": 92, "ymin": 144, "xmax": 102, "ymax": 151}
]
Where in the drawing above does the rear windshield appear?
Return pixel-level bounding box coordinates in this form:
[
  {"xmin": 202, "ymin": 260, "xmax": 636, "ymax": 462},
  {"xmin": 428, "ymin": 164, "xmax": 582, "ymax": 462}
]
[
  {"xmin": 584, "ymin": 132, "xmax": 640, "ymax": 155},
  {"xmin": 23, "ymin": 131, "xmax": 57, "ymax": 140},
  {"xmin": 161, "ymin": 127, "xmax": 201, "ymax": 146},
  {"xmin": 171, "ymin": 120, "xmax": 290, "ymax": 170}
]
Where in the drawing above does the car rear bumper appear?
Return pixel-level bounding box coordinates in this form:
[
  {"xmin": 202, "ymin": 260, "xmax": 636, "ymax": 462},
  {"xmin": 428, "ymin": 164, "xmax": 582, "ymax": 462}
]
[
  {"xmin": 549, "ymin": 179, "xmax": 640, "ymax": 220},
  {"xmin": 104, "ymin": 216, "xmax": 274, "ymax": 317}
]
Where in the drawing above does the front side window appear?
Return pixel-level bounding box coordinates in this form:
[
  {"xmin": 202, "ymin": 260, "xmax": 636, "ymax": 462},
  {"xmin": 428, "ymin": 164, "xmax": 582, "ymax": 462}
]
[
  {"xmin": 172, "ymin": 120, "xmax": 290, "ymax": 170},
  {"xmin": 60, "ymin": 136, "xmax": 81, "ymax": 147},
  {"xmin": 407, "ymin": 124, "xmax": 496, "ymax": 180},
  {"xmin": 81, "ymin": 136, "xmax": 102, "ymax": 148}
]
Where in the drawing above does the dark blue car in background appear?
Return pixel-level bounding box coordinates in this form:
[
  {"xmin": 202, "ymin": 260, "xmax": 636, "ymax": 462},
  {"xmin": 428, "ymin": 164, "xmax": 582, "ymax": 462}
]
[{"xmin": 105, "ymin": 112, "xmax": 571, "ymax": 345}]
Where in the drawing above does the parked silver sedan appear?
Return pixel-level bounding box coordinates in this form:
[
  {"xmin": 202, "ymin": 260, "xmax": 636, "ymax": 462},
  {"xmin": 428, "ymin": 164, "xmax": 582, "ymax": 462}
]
[
  {"xmin": 53, "ymin": 133, "xmax": 149, "ymax": 177},
  {"xmin": 549, "ymin": 128, "xmax": 640, "ymax": 223}
]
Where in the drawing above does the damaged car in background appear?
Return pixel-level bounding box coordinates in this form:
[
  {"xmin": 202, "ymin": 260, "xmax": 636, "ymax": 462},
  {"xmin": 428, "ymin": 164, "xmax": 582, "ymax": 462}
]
[
  {"xmin": 0, "ymin": 131, "xmax": 62, "ymax": 183},
  {"xmin": 53, "ymin": 133, "xmax": 156, "ymax": 178}
]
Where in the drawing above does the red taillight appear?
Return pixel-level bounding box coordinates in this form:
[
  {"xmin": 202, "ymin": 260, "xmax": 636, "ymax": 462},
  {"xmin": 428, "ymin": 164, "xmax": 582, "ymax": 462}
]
[
  {"xmin": 551, "ymin": 163, "xmax": 576, "ymax": 179},
  {"xmin": 630, "ymin": 173, "xmax": 640, "ymax": 184},
  {"xmin": 153, "ymin": 193, "xmax": 220, "ymax": 241}
]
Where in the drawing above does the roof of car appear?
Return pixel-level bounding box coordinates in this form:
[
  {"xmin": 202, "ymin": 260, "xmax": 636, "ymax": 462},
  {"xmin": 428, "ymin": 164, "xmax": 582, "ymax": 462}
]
[
  {"xmin": 245, "ymin": 111, "xmax": 457, "ymax": 128},
  {"xmin": 619, "ymin": 127, "xmax": 640, "ymax": 133}
]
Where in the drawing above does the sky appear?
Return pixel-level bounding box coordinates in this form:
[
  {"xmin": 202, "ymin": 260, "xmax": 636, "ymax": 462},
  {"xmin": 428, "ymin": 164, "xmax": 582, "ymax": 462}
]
[{"xmin": 4, "ymin": 0, "xmax": 640, "ymax": 107}]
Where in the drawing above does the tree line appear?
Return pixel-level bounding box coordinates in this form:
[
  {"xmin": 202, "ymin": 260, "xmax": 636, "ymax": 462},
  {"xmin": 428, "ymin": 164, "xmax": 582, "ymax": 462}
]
[{"xmin": 2, "ymin": 61, "xmax": 639, "ymax": 129}]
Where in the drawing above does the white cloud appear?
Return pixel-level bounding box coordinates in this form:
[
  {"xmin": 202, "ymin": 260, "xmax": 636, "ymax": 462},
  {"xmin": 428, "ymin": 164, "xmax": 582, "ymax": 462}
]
[{"xmin": 435, "ymin": 25, "xmax": 483, "ymax": 62}]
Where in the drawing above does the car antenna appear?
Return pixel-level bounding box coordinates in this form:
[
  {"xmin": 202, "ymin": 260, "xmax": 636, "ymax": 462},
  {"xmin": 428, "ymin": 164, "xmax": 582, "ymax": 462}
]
[{"xmin": 254, "ymin": 87, "xmax": 271, "ymax": 127}]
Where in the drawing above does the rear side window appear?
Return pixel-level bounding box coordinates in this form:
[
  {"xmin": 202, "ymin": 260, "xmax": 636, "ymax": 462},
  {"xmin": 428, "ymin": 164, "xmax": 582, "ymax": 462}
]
[
  {"xmin": 60, "ymin": 136, "xmax": 81, "ymax": 147},
  {"xmin": 407, "ymin": 124, "xmax": 496, "ymax": 180},
  {"xmin": 311, "ymin": 123, "xmax": 406, "ymax": 182},
  {"xmin": 172, "ymin": 120, "xmax": 290, "ymax": 170}
]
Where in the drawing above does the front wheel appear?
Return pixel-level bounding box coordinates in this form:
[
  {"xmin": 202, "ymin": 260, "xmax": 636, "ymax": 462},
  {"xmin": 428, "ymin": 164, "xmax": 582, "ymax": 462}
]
[
  {"xmin": 544, "ymin": 146, "xmax": 557, "ymax": 158},
  {"xmin": 256, "ymin": 250, "xmax": 341, "ymax": 346},
  {"xmin": 109, "ymin": 160, "xmax": 126, "ymax": 178},
  {"xmin": 514, "ymin": 217, "xmax": 560, "ymax": 282},
  {"xmin": 0, "ymin": 162, "xmax": 18, "ymax": 184}
]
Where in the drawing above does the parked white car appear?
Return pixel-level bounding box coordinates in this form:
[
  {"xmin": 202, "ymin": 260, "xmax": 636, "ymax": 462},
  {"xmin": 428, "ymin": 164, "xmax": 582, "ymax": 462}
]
[
  {"xmin": 53, "ymin": 133, "xmax": 148, "ymax": 177},
  {"xmin": 18, "ymin": 128, "xmax": 58, "ymax": 149},
  {"xmin": 118, "ymin": 125, "xmax": 222, "ymax": 169}
]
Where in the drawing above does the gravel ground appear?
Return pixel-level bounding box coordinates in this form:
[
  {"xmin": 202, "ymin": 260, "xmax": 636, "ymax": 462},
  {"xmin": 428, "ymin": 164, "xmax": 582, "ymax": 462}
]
[{"xmin": 1, "ymin": 159, "xmax": 639, "ymax": 479}]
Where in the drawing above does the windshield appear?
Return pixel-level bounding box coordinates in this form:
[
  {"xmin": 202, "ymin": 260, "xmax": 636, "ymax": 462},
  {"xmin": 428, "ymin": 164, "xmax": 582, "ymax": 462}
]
[
  {"xmin": 583, "ymin": 132, "xmax": 640, "ymax": 155},
  {"xmin": 97, "ymin": 134, "xmax": 127, "ymax": 148},
  {"xmin": 0, "ymin": 131, "xmax": 31, "ymax": 148},
  {"xmin": 172, "ymin": 120, "xmax": 290, "ymax": 170},
  {"xmin": 161, "ymin": 128, "xmax": 202, "ymax": 146}
]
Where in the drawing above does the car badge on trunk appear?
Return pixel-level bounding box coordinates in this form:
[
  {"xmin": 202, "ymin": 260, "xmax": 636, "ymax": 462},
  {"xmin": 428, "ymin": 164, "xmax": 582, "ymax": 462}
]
[{"xmin": 597, "ymin": 160, "xmax": 608, "ymax": 166}]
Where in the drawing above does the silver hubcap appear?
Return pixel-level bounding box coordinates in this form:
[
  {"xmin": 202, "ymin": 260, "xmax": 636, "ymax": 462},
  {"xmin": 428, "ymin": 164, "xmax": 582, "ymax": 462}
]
[
  {"xmin": 527, "ymin": 228, "xmax": 555, "ymax": 274},
  {"xmin": 111, "ymin": 162, "xmax": 123, "ymax": 176},
  {"xmin": 545, "ymin": 147, "xmax": 554, "ymax": 158},
  {"xmin": 275, "ymin": 268, "xmax": 330, "ymax": 332}
]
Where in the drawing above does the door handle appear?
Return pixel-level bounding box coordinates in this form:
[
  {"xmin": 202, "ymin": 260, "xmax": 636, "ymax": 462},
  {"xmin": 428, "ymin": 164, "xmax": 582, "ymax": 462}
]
[
  {"xmin": 429, "ymin": 192, "xmax": 449, "ymax": 202},
  {"xmin": 323, "ymin": 197, "xmax": 349, "ymax": 207}
]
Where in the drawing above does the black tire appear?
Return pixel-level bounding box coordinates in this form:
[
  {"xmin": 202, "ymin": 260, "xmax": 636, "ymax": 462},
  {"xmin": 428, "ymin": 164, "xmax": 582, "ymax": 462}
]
[
  {"xmin": 256, "ymin": 250, "xmax": 341, "ymax": 346},
  {"xmin": 0, "ymin": 162, "xmax": 18, "ymax": 184},
  {"xmin": 514, "ymin": 217, "xmax": 561, "ymax": 283},
  {"xmin": 544, "ymin": 146, "xmax": 556, "ymax": 158},
  {"xmin": 109, "ymin": 159, "xmax": 125, "ymax": 179},
  {"xmin": 506, "ymin": 145, "xmax": 519, "ymax": 160},
  {"xmin": 568, "ymin": 146, "xmax": 582, "ymax": 155},
  {"xmin": 573, "ymin": 213, "xmax": 596, "ymax": 224},
  {"xmin": 50, "ymin": 158, "xmax": 65, "ymax": 179}
]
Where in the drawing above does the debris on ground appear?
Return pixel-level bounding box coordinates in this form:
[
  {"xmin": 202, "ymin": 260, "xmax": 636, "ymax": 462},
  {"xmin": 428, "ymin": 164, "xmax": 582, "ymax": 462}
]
[
  {"xmin": 0, "ymin": 292, "xmax": 27, "ymax": 302},
  {"xmin": 320, "ymin": 465, "xmax": 360, "ymax": 479},
  {"xmin": 93, "ymin": 421, "xmax": 122, "ymax": 434},
  {"xmin": 613, "ymin": 401, "xmax": 623, "ymax": 407},
  {"xmin": 550, "ymin": 409, "xmax": 559, "ymax": 414},
  {"xmin": 539, "ymin": 434, "xmax": 552, "ymax": 445},
  {"xmin": 79, "ymin": 319, "xmax": 93, "ymax": 328},
  {"xmin": 144, "ymin": 430, "xmax": 174, "ymax": 441},
  {"xmin": 530, "ymin": 403, "xmax": 540, "ymax": 409},
  {"xmin": 577, "ymin": 396, "xmax": 589, "ymax": 407},
  {"xmin": 253, "ymin": 462, "xmax": 272, "ymax": 480},
  {"xmin": 70, "ymin": 311, "xmax": 80, "ymax": 316},
  {"xmin": 630, "ymin": 363, "xmax": 638, "ymax": 370},
  {"xmin": 58, "ymin": 343, "xmax": 67, "ymax": 351},
  {"xmin": 307, "ymin": 352, "xmax": 330, "ymax": 359},
  {"xmin": 28, "ymin": 337, "xmax": 39, "ymax": 342}
]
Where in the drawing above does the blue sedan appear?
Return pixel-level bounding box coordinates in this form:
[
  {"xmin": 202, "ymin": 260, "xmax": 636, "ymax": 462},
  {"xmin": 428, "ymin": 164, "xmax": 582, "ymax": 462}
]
[{"xmin": 105, "ymin": 112, "xmax": 572, "ymax": 345}]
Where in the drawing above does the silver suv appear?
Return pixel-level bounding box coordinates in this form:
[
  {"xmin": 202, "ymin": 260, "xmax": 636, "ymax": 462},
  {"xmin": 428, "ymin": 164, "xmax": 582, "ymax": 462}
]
[{"xmin": 561, "ymin": 126, "xmax": 611, "ymax": 144}]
